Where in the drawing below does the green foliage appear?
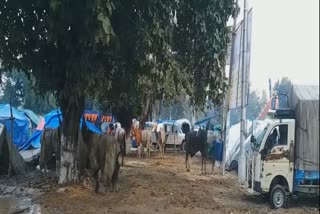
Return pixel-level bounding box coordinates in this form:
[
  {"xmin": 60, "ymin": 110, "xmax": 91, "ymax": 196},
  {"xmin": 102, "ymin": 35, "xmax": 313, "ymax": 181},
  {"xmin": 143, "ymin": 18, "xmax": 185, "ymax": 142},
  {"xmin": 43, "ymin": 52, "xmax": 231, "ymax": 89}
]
[
  {"xmin": 230, "ymin": 89, "xmax": 268, "ymax": 125},
  {"xmin": 0, "ymin": 70, "xmax": 56, "ymax": 114},
  {"xmin": 0, "ymin": 0, "xmax": 235, "ymax": 130}
]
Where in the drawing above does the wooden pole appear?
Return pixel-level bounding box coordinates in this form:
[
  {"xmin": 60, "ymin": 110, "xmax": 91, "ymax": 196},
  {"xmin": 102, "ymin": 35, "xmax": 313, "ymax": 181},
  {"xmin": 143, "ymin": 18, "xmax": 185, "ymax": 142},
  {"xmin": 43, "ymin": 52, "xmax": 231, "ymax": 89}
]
[{"xmin": 8, "ymin": 98, "xmax": 14, "ymax": 177}]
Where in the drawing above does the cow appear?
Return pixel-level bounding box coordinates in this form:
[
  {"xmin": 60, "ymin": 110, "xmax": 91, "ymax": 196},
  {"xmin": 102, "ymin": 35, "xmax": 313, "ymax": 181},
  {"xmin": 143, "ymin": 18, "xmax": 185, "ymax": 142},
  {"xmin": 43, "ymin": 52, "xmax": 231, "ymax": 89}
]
[
  {"xmin": 39, "ymin": 127, "xmax": 61, "ymax": 176},
  {"xmin": 185, "ymin": 128, "xmax": 208, "ymax": 174},
  {"xmin": 115, "ymin": 127, "xmax": 126, "ymax": 166},
  {"xmin": 141, "ymin": 130, "xmax": 152, "ymax": 158},
  {"xmin": 156, "ymin": 127, "xmax": 166, "ymax": 159},
  {"xmin": 82, "ymin": 123, "xmax": 121, "ymax": 193},
  {"xmin": 137, "ymin": 143, "xmax": 145, "ymax": 159}
]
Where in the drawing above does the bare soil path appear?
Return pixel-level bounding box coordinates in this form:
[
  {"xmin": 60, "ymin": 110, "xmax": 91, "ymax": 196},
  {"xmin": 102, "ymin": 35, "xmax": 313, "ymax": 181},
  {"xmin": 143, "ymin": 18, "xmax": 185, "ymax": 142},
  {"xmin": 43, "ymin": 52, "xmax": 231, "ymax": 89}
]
[{"xmin": 35, "ymin": 153, "xmax": 319, "ymax": 214}]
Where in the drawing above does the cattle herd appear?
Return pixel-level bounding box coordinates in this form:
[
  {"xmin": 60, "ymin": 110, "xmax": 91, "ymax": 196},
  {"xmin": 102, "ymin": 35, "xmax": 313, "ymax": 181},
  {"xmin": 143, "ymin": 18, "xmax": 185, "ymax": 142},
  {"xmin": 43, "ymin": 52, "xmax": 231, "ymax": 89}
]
[{"xmin": 39, "ymin": 120, "xmax": 213, "ymax": 193}]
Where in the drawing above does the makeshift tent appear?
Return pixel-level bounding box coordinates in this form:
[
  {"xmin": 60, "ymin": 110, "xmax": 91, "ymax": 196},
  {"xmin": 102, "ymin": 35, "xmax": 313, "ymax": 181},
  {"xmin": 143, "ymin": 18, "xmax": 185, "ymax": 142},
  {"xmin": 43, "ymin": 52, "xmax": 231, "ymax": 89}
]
[
  {"xmin": 21, "ymin": 109, "xmax": 101, "ymax": 150},
  {"xmin": 18, "ymin": 108, "xmax": 41, "ymax": 127},
  {"xmin": 0, "ymin": 104, "xmax": 30, "ymax": 149},
  {"xmin": 0, "ymin": 124, "xmax": 26, "ymax": 174}
]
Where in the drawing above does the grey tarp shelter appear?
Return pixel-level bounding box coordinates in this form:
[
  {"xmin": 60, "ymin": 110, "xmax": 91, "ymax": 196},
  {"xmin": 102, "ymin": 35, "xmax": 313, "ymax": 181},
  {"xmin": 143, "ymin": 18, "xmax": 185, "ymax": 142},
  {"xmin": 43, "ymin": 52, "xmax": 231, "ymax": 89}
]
[
  {"xmin": 288, "ymin": 85, "xmax": 319, "ymax": 172},
  {"xmin": 0, "ymin": 124, "xmax": 26, "ymax": 175}
]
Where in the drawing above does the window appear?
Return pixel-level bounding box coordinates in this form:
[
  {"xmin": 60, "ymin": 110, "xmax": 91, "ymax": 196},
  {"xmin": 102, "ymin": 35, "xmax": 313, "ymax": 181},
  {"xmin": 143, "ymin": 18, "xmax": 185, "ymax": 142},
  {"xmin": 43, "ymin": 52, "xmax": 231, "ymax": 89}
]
[{"xmin": 264, "ymin": 124, "xmax": 288, "ymax": 154}]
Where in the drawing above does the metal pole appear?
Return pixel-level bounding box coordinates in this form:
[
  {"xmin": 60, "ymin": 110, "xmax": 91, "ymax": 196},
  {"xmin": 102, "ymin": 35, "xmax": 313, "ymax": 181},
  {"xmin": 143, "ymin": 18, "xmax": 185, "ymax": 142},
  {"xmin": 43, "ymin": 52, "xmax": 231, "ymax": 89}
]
[
  {"xmin": 222, "ymin": 0, "xmax": 239, "ymax": 176},
  {"xmin": 239, "ymin": 0, "xmax": 248, "ymax": 184}
]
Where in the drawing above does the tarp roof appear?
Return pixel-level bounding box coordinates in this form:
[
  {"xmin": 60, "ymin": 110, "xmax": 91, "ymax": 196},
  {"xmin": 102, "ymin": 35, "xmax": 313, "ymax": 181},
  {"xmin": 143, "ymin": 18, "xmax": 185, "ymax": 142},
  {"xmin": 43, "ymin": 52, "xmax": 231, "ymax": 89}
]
[
  {"xmin": 194, "ymin": 116, "xmax": 214, "ymax": 126},
  {"xmin": 0, "ymin": 104, "xmax": 30, "ymax": 149},
  {"xmin": 18, "ymin": 108, "xmax": 41, "ymax": 126},
  {"xmin": 289, "ymin": 84, "xmax": 319, "ymax": 171}
]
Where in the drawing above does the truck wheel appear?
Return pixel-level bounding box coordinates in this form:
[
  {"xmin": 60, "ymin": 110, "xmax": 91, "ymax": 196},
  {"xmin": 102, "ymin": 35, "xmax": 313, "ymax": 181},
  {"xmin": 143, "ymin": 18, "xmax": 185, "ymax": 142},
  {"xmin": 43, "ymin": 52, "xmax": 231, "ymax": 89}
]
[{"xmin": 270, "ymin": 184, "xmax": 288, "ymax": 209}]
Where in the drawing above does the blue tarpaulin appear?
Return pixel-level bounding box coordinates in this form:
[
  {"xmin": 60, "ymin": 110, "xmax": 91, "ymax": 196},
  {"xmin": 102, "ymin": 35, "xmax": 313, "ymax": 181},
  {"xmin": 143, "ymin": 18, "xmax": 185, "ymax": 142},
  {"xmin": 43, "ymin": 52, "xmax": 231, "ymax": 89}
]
[
  {"xmin": 20, "ymin": 130, "xmax": 42, "ymax": 150},
  {"xmin": 18, "ymin": 108, "xmax": 40, "ymax": 126},
  {"xmin": 194, "ymin": 116, "xmax": 214, "ymax": 126},
  {"xmin": 22, "ymin": 110, "xmax": 101, "ymax": 150},
  {"xmin": 0, "ymin": 104, "xmax": 30, "ymax": 149},
  {"xmin": 44, "ymin": 109, "xmax": 62, "ymax": 128}
]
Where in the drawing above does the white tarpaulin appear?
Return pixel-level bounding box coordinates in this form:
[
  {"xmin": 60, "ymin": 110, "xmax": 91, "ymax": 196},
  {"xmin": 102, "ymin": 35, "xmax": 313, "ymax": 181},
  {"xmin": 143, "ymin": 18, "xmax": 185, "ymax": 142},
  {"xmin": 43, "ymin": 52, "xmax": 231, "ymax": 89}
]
[{"xmin": 289, "ymin": 85, "xmax": 319, "ymax": 171}]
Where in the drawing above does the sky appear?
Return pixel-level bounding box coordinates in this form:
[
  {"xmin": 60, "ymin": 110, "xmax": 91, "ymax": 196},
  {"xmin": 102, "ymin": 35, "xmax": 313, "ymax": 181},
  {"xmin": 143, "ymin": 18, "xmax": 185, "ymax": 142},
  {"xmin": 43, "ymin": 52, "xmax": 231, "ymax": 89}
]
[{"xmin": 233, "ymin": 0, "xmax": 319, "ymax": 93}]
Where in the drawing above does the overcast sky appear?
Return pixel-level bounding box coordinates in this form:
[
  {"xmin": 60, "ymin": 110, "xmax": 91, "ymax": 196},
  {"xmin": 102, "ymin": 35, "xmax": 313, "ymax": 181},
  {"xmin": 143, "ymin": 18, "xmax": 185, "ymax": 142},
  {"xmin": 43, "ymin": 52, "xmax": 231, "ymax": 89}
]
[{"xmin": 233, "ymin": 0, "xmax": 319, "ymax": 93}]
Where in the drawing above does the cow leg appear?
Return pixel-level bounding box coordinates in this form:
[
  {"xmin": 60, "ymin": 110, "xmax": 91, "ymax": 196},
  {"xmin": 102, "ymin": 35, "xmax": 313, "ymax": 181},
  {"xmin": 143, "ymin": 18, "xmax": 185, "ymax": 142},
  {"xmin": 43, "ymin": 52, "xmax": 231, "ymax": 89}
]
[
  {"xmin": 186, "ymin": 153, "xmax": 190, "ymax": 172},
  {"xmin": 93, "ymin": 169, "xmax": 99, "ymax": 193},
  {"xmin": 212, "ymin": 158, "xmax": 215, "ymax": 174},
  {"xmin": 44, "ymin": 163, "xmax": 47, "ymax": 176},
  {"xmin": 112, "ymin": 159, "xmax": 120, "ymax": 192},
  {"xmin": 204, "ymin": 157, "xmax": 207, "ymax": 175},
  {"xmin": 201, "ymin": 158, "xmax": 203, "ymax": 174}
]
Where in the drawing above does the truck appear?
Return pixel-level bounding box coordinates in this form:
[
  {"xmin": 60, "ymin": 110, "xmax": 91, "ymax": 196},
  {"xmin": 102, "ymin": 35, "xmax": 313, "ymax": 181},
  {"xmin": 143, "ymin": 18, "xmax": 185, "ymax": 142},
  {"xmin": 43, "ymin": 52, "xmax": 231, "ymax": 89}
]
[{"xmin": 247, "ymin": 85, "xmax": 319, "ymax": 208}]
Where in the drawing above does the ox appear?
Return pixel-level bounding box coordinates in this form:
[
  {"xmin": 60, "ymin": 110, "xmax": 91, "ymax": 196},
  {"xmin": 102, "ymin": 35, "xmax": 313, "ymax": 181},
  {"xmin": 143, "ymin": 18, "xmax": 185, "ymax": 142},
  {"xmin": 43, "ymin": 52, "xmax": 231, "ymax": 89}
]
[
  {"xmin": 185, "ymin": 128, "xmax": 208, "ymax": 174},
  {"xmin": 154, "ymin": 126, "xmax": 166, "ymax": 159},
  {"xmin": 83, "ymin": 124, "xmax": 121, "ymax": 193},
  {"xmin": 141, "ymin": 130, "xmax": 152, "ymax": 158},
  {"xmin": 39, "ymin": 127, "xmax": 61, "ymax": 176}
]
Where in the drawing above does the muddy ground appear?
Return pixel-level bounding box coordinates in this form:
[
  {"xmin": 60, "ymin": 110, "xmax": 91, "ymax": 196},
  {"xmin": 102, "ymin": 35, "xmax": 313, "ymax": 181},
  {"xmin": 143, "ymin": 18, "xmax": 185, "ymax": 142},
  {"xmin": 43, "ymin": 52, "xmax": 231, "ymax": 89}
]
[{"xmin": 0, "ymin": 152, "xmax": 319, "ymax": 214}]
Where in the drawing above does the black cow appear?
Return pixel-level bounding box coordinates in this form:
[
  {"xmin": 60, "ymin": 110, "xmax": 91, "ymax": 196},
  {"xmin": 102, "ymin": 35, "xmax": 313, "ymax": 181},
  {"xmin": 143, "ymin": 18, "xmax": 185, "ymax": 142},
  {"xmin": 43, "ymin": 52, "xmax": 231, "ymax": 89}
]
[{"xmin": 185, "ymin": 128, "xmax": 208, "ymax": 174}]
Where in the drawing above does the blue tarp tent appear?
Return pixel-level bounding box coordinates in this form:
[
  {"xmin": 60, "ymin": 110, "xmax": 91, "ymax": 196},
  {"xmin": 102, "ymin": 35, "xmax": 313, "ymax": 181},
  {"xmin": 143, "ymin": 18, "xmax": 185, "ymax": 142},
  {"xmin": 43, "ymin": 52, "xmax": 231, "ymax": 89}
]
[
  {"xmin": 0, "ymin": 104, "xmax": 30, "ymax": 149},
  {"xmin": 21, "ymin": 109, "xmax": 101, "ymax": 150},
  {"xmin": 18, "ymin": 108, "xmax": 40, "ymax": 127},
  {"xmin": 20, "ymin": 109, "xmax": 62, "ymax": 150}
]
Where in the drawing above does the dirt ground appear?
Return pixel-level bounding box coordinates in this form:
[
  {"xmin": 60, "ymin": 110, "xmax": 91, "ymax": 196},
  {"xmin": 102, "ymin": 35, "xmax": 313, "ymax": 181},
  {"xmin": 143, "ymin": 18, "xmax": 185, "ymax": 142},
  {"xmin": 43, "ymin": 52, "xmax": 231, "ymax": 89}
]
[{"xmin": 1, "ymin": 152, "xmax": 319, "ymax": 214}]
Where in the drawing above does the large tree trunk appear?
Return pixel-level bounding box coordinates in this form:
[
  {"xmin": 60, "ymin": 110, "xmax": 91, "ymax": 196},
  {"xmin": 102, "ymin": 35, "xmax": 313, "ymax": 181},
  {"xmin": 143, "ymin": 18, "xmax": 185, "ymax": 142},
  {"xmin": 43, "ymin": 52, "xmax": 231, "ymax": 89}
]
[
  {"xmin": 140, "ymin": 97, "xmax": 152, "ymax": 130},
  {"xmin": 58, "ymin": 95, "xmax": 85, "ymax": 184}
]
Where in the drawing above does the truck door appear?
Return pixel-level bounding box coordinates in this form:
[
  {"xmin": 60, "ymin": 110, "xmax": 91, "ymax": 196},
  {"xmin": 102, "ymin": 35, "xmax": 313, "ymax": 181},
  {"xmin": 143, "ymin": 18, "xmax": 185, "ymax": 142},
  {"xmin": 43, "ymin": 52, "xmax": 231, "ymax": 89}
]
[{"xmin": 260, "ymin": 124, "xmax": 293, "ymax": 192}]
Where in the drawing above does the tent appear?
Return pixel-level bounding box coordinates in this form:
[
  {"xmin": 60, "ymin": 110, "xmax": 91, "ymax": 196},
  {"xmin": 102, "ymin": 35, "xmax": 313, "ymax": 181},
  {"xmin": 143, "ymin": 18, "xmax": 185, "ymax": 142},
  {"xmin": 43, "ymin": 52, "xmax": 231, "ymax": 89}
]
[
  {"xmin": 0, "ymin": 124, "xmax": 26, "ymax": 174},
  {"xmin": 21, "ymin": 109, "xmax": 101, "ymax": 150},
  {"xmin": 0, "ymin": 104, "xmax": 30, "ymax": 149},
  {"xmin": 20, "ymin": 109, "xmax": 62, "ymax": 150},
  {"xmin": 18, "ymin": 108, "xmax": 41, "ymax": 127}
]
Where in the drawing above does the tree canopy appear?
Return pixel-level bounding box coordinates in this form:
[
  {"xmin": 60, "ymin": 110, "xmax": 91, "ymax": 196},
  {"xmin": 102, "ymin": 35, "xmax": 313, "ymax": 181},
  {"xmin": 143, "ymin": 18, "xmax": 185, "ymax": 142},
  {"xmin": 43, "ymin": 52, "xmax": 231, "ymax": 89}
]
[
  {"xmin": 0, "ymin": 70, "xmax": 56, "ymax": 114},
  {"xmin": 0, "ymin": 0, "xmax": 236, "ymax": 182}
]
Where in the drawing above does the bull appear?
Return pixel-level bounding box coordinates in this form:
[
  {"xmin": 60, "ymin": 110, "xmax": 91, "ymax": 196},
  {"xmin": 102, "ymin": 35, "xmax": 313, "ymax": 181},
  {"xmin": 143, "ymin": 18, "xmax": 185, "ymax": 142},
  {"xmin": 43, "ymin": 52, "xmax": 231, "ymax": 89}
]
[
  {"xmin": 155, "ymin": 127, "xmax": 166, "ymax": 159},
  {"xmin": 185, "ymin": 129, "xmax": 208, "ymax": 174},
  {"xmin": 83, "ymin": 124, "xmax": 121, "ymax": 193}
]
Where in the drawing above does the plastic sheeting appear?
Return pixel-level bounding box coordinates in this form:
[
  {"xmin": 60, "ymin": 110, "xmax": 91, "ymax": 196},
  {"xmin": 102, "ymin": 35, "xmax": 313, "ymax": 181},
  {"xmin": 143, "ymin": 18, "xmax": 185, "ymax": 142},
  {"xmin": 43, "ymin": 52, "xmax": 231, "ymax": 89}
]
[
  {"xmin": 0, "ymin": 104, "xmax": 30, "ymax": 149},
  {"xmin": 22, "ymin": 110, "xmax": 101, "ymax": 150},
  {"xmin": 18, "ymin": 108, "xmax": 41, "ymax": 126},
  {"xmin": 289, "ymin": 85, "xmax": 319, "ymax": 171}
]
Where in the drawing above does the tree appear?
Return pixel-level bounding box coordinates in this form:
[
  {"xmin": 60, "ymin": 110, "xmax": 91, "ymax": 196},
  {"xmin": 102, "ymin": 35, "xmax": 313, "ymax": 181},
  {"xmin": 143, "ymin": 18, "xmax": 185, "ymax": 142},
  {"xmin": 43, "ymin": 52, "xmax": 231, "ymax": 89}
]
[
  {"xmin": 273, "ymin": 77, "xmax": 292, "ymax": 108},
  {"xmin": 0, "ymin": 70, "xmax": 25, "ymax": 107},
  {"xmin": 229, "ymin": 89, "xmax": 267, "ymax": 126},
  {"xmin": 1, "ymin": 70, "xmax": 56, "ymax": 114},
  {"xmin": 0, "ymin": 0, "xmax": 235, "ymax": 183}
]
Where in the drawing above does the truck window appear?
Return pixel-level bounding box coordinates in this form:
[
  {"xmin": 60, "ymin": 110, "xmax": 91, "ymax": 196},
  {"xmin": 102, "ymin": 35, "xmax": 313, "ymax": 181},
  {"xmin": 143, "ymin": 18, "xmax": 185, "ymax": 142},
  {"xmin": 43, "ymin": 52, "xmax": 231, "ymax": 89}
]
[{"xmin": 265, "ymin": 124, "xmax": 288, "ymax": 154}]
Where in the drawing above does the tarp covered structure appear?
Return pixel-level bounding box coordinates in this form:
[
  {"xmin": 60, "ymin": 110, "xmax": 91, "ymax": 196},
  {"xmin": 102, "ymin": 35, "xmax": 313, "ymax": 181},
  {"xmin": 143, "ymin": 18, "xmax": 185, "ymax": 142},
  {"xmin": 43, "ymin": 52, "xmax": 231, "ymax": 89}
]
[
  {"xmin": 0, "ymin": 124, "xmax": 26, "ymax": 174},
  {"xmin": 289, "ymin": 85, "xmax": 319, "ymax": 172},
  {"xmin": 18, "ymin": 108, "xmax": 41, "ymax": 127},
  {"xmin": 0, "ymin": 104, "xmax": 30, "ymax": 149},
  {"xmin": 21, "ymin": 109, "xmax": 101, "ymax": 150}
]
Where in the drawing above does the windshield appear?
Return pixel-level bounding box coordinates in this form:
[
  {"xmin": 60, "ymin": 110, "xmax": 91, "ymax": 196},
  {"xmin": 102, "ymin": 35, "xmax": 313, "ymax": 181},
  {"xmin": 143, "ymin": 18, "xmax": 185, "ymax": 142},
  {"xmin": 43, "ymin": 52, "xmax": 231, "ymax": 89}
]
[{"xmin": 252, "ymin": 122, "xmax": 270, "ymax": 151}]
